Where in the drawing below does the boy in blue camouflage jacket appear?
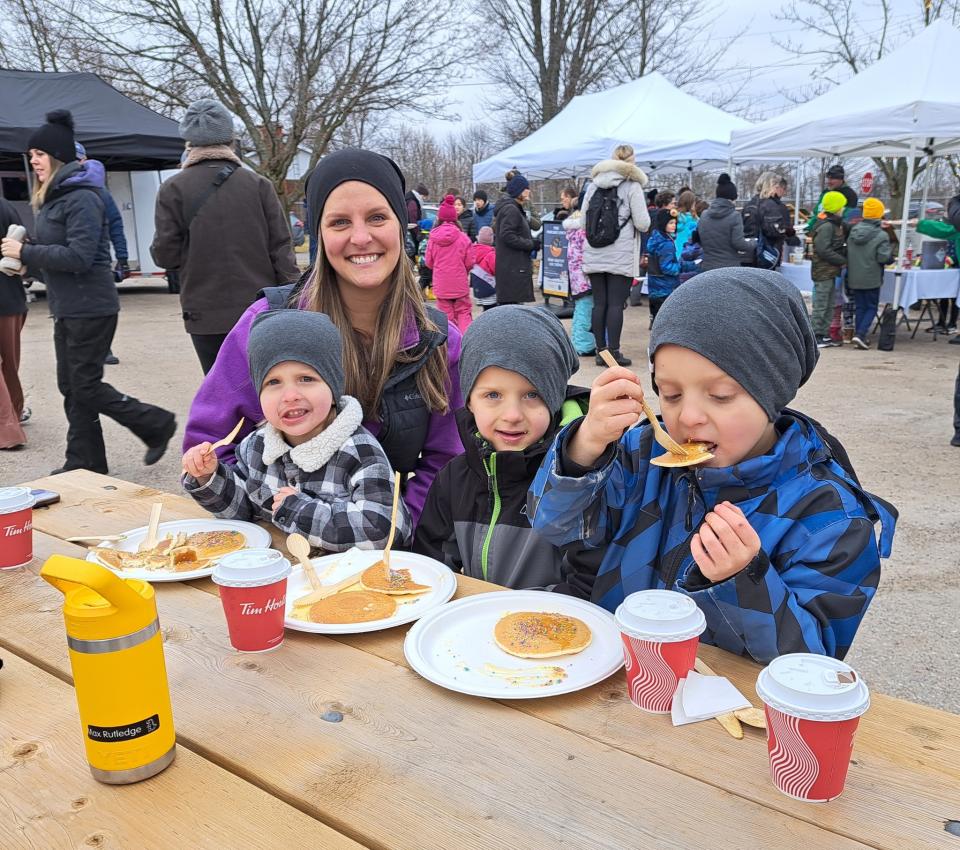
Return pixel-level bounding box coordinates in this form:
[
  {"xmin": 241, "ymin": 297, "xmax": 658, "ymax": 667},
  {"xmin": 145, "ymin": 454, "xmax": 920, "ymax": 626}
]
[{"xmin": 529, "ymin": 268, "xmax": 896, "ymax": 663}]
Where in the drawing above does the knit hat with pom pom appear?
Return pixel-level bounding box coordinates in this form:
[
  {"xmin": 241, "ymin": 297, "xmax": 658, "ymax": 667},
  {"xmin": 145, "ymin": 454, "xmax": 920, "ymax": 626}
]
[
  {"xmin": 716, "ymin": 173, "xmax": 738, "ymax": 201},
  {"xmin": 437, "ymin": 194, "xmax": 458, "ymax": 223},
  {"xmin": 28, "ymin": 110, "xmax": 77, "ymax": 163}
]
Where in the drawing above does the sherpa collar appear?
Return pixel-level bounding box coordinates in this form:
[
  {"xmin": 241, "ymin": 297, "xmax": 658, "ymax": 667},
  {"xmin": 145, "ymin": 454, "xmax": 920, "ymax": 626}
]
[
  {"xmin": 261, "ymin": 396, "xmax": 363, "ymax": 471},
  {"xmin": 183, "ymin": 144, "xmax": 243, "ymax": 168},
  {"xmin": 590, "ymin": 158, "xmax": 649, "ymax": 187}
]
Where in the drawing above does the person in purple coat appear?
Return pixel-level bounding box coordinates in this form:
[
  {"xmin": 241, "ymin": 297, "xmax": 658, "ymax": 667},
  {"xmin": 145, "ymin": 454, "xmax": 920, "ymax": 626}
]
[{"xmin": 183, "ymin": 148, "xmax": 464, "ymax": 523}]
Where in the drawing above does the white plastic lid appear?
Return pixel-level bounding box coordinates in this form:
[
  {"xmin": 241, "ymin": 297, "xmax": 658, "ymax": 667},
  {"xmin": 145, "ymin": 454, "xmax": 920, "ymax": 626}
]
[
  {"xmin": 614, "ymin": 590, "xmax": 706, "ymax": 642},
  {"xmin": 212, "ymin": 548, "xmax": 291, "ymax": 588},
  {"xmin": 756, "ymin": 653, "xmax": 870, "ymax": 722},
  {"xmin": 0, "ymin": 486, "xmax": 34, "ymax": 514}
]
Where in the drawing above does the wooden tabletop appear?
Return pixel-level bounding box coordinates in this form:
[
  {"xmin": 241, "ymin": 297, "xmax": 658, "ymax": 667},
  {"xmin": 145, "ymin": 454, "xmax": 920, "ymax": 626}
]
[{"xmin": 4, "ymin": 470, "xmax": 958, "ymax": 850}]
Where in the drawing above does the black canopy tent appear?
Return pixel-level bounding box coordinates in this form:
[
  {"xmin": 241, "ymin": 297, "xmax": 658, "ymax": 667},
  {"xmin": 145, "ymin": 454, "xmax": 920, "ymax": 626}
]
[{"xmin": 0, "ymin": 69, "xmax": 183, "ymax": 171}]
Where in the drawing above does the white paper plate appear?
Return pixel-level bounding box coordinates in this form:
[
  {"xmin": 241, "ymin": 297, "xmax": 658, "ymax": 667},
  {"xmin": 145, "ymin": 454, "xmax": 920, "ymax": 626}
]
[
  {"xmin": 85, "ymin": 519, "xmax": 272, "ymax": 582},
  {"xmin": 284, "ymin": 550, "xmax": 457, "ymax": 634},
  {"xmin": 404, "ymin": 590, "xmax": 624, "ymax": 699}
]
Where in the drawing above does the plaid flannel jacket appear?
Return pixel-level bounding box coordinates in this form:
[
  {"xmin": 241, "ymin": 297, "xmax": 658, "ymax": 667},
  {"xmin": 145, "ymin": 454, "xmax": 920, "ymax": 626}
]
[
  {"xmin": 529, "ymin": 412, "xmax": 897, "ymax": 664},
  {"xmin": 184, "ymin": 397, "xmax": 412, "ymax": 551}
]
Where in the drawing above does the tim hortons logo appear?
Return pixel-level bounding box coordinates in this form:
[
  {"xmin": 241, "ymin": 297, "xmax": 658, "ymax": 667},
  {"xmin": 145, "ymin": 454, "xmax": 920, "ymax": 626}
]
[
  {"xmin": 239, "ymin": 597, "xmax": 285, "ymax": 615},
  {"xmin": 3, "ymin": 519, "xmax": 31, "ymax": 537}
]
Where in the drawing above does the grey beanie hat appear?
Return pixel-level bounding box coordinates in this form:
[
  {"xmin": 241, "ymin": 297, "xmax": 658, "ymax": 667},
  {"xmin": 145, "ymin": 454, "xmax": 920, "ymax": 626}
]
[
  {"xmin": 648, "ymin": 268, "xmax": 819, "ymax": 421},
  {"xmin": 460, "ymin": 306, "xmax": 578, "ymax": 415},
  {"xmin": 179, "ymin": 99, "xmax": 235, "ymax": 146},
  {"xmin": 248, "ymin": 310, "xmax": 345, "ymax": 401}
]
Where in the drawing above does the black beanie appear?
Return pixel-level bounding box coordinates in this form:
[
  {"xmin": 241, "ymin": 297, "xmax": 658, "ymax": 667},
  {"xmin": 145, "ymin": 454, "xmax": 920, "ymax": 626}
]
[
  {"xmin": 716, "ymin": 173, "xmax": 737, "ymax": 201},
  {"xmin": 27, "ymin": 110, "xmax": 77, "ymax": 163},
  {"xmin": 648, "ymin": 268, "xmax": 819, "ymax": 421},
  {"xmin": 305, "ymin": 148, "xmax": 407, "ymax": 240},
  {"xmin": 654, "ymin": 208, "xmax": 677, "ymax": 235}
]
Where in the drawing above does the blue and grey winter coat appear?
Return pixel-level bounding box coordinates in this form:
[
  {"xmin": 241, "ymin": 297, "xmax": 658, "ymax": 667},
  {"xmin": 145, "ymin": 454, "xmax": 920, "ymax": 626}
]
[{"xmin": 529, "ymin": 411, "xmax": 896, "ymax": 663}]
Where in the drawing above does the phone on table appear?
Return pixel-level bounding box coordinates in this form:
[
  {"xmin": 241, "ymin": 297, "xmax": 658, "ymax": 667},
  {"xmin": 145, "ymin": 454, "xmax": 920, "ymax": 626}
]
[{"xmin": 30, "ymin": 489, "xmax": 61, "ymax": 508}]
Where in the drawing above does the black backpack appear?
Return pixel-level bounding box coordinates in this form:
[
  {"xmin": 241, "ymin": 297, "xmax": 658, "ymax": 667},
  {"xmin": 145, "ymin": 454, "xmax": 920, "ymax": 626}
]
[{"xmin": 585, "ymin": 186, "xmax": 623, "ymax": 248}]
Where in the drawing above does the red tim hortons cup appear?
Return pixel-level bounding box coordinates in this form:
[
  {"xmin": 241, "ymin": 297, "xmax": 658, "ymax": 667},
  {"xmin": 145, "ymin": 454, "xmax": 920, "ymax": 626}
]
[
  {"xmin": 0, "ymin": 487, "xmax": 35, "ymax": 570},
  {"xmin": 212, "ymin": 549, "xmax": 291, "ymax": 653},
  {"xmin": 614, "ymin": 590, "xmax": 706, "ymax": 714},
  {"xmin": 756, "ymin": 653, "xmax": 870, "ymax": 802}
]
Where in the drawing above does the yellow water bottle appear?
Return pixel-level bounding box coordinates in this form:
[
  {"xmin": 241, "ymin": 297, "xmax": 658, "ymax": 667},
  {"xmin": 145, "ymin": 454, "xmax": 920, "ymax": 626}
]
[{"xmin": 40, "ymin": 555, "xmax": 176, "ymax": 784}]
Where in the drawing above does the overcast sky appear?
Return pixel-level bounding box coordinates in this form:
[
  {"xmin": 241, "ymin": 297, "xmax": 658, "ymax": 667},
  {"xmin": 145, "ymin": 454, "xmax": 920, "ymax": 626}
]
[{"xmin": 421, "ymin": 0, "xmax": 930, "ymax": 137}]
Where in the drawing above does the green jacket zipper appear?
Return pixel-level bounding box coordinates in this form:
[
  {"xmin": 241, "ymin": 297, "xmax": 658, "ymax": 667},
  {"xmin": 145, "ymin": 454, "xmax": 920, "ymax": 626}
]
[{"xmin": 480, "ymin": 453, "xmax": 501, "ymax": 581}]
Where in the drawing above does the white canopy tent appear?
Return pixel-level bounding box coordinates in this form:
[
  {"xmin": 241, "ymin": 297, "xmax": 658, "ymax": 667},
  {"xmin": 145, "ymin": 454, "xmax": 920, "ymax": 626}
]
[
  {"xmin": 473, "ymin": 73, "xmax": 752, "ymax": 183},
  {"xmin": 730, "ymin": 20, "xmax": 960, "ymax": 308}
]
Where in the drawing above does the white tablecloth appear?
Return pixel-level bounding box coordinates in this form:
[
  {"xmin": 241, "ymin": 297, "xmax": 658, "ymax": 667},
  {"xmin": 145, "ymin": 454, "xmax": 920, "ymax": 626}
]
[
  {"xmin": 882, "ymin": 268, "xmax": 960, "ymax": 306},
  {"xmin": 778, "ymin": 261, "xmax": 812, "ymax": 293},
  {"xmin": 780, "ymin": 263, "xmax": 958, "ymax": 305}
]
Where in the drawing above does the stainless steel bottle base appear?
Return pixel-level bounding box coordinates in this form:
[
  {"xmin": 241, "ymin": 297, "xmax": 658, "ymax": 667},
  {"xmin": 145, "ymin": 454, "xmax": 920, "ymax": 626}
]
[{"xmin": 89, "ymin": 743, "xmax": 176, "ymax": 784}]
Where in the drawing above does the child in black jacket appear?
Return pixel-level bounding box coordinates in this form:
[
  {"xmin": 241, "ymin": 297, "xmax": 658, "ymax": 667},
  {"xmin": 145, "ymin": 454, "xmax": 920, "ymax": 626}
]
[{"xmin": 414, "ymin": 306, "xmax": 587, "ymax": 588}]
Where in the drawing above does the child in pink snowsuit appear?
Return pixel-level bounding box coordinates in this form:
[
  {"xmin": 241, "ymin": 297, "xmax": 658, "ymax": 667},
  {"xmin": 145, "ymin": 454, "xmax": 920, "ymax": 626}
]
[{"xmin": 426, "ymin": 195, "xmax": 473, "ymax": 332}]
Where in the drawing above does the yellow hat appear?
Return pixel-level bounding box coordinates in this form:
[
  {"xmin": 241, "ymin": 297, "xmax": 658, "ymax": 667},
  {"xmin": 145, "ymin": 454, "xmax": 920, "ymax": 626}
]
[
  {"xmin": 862, "ymin": 197, "xmax": 884, "ymax": 219},
  {"xmin": 821, "ymin": 191, "xmax": 847, "ymax": 214}
]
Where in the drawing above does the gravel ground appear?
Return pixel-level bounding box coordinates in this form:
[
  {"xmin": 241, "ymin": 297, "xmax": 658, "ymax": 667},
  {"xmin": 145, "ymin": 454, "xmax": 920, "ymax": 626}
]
[{"xmin": 7, "ymin": 283, "xmax": 960, "ymax": 713}]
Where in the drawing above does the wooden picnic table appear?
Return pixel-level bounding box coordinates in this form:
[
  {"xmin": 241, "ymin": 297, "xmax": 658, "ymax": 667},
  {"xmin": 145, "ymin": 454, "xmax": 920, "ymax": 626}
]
[{"xmin": 2, "ymin": 470, "xmax": 958, "ymax": 850}]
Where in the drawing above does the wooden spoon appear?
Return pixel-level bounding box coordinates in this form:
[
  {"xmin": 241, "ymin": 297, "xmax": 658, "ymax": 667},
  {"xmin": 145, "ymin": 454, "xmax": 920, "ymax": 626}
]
[
  {"xmin": 694, "ymin": 657, "xmax": 744, "ymax": 739},
  {"xmin": 292, "ymin": 568, "xmax": 368, "ymax": 608},
  {"xmin": 287, "ymin": 533, "xmax": 321, "ymax": 593},
  {"xmin": 382, "ymin": 471, "xmax": 402, "ymax": 574},
  {"xmin": 140, "ymin": 502, "xmax": 163, "ymax": 552},
  {"xmin": 597, "ymin": 349, "xmax": 688, "ymax": 455},
  {"xmin": 182, "ymin": 417, "xmax": 245, "ymax": 474},
  {"xmin": 66, "ymin": 534, "xmax": 128, "ymax": 543}
]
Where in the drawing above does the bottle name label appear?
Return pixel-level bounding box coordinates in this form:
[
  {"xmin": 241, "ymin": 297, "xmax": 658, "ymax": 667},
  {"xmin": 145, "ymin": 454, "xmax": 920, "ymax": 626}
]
[{"xmin": 88, "ymin": 714, "xmax": 160, "ymax": 742}]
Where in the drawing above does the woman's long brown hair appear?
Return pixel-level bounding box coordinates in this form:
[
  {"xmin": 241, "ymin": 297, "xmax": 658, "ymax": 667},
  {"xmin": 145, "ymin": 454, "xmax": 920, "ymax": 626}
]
[
  {"xmin": 30, "ymin": 155, "xmax": 64, "ymax": 211},
  {"xmin": 300, "ymin": 224, "xmax": 450, "ymax": 420}
]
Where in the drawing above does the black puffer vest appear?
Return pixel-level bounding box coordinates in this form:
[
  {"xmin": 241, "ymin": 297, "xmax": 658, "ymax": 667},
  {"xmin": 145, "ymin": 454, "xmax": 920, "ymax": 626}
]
[{"xmin": 260, "ymin": 281, "xmax": 448, "ymax": 475}]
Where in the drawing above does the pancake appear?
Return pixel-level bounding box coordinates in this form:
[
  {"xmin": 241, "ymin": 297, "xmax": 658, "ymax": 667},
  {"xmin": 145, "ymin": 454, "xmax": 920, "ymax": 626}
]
[
  {"xmin": 91, "ymin": 547, "xmax": 126, "ymax": 570},
  {"xmin": 360, "ymin": 563, "xmax": 432, "ymax": 596},
  {"xmin": 93, "ymin": 529, "xmax": 244, "ymax": 572},
  {"xmin": 305, "ymin": 590, "xmax": 397, "ymax": 624},
  {"xmin": 650, "ymin": 442, "xmax": 714, "ymax": 468},
  {"xmin": 185, "ymin": 530, "xmax": 246, "ymax": 559},
  {"xmin": 493, "ymin": 612, "xmax": 592, "ymax": 659}
]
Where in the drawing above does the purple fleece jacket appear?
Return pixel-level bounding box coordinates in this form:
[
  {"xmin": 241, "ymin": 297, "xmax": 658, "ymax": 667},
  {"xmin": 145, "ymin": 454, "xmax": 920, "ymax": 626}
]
[{"xmin": 183, "ymin": 297, "xmax": 464, "ymax": 523}]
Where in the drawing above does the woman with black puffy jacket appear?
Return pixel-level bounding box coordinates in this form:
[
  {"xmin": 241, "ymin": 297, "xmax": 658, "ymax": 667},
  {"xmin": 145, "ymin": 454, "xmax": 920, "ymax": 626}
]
[{"xmin": 0, "ymin": 111, "xmax": 175, "ymax": 474}]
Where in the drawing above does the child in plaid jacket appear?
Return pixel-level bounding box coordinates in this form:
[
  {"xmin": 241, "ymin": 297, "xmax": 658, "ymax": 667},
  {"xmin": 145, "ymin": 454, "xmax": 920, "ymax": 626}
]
[{"xmin": 182, "ymin": 310, "xmax": 411, "ymax": 551}]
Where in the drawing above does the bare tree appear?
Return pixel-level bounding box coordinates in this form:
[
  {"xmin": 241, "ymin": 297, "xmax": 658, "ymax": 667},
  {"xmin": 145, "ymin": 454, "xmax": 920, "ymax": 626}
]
[
  {"xmin": 377, "ymin": 123, "xmax": 499, "ymax": 197},
  {"xmin": 1, "ymin": 0, "xmax": 460, "ymax": 208},
  {"xmin": 478, "ymin": 0, "xmax": 736, "ymax": 142},
  {"xmin": 775, "ymin": 0, "xmax": 960, "ymax": 213}
]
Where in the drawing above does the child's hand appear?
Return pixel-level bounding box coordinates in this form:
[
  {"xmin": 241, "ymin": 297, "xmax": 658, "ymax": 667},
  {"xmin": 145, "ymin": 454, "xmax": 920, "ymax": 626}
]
[
  {"xmin": 568, "ymin": 366, "xmax": 644, "ymax": 467},
  {"xmin": 690, "ymin": 502, "xmax": 761, "ymax": 583},
  {"xmin": 272, "ymin": 486, "xmax": 298, "ymax": 513},
  {"xmin": 182, "ymin": 443, "xmax": 218, "ymax": 484}
]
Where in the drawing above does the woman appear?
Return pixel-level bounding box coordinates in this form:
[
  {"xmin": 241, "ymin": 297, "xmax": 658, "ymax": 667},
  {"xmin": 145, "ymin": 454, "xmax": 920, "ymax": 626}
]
[
  {"xmin": 581, "ymin": 144, "xmax": 650, "ymax": 367},
  {"xmin": 674, "ymin": 190, "xmax": 698, "ymax": 259},
  {"xmin": 0, "ymin": 198, "xmax": 28, "ymax": 450},
  {"xmin": 493, "ymin": 172, "xmax": 536, "ymax": 306},
  {"xmin": 184, "ymin": 148, "xmax": 463, "ymax": 523},
  {"xmin": 1, "ymin": 110, "xmax": 175, "ymax": 473},
  {"xmin": 697, "ymin": 174, "xmax": 754, "ymax": 272},
  {"xmin": 454, "ymin": 196, "xmax": 476, "ymax": 241},
  {"xmin": 755, "ymin": 172, "xmax": 794, "ymax": 269}
]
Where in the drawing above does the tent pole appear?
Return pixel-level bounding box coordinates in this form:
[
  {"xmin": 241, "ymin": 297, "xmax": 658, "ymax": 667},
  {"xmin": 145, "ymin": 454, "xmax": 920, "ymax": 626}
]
[
  {"xmin": 893, "ymin": 139, "xmax": 918, "ymax": 310},
  {"xmin": 794, "ymin": 159, "xmax": 802, "ymax": 228},
  {"xmin": 918, "ymin": 146, "xmax": 933, "ymax": 221}
]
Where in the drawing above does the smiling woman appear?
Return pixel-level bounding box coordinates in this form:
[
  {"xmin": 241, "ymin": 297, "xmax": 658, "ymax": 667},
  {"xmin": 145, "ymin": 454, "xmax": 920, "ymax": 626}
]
[{"xmin": 184, "ymin": 148, "xmax": 464, "ymax": 523}]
